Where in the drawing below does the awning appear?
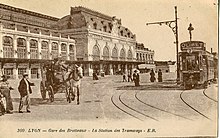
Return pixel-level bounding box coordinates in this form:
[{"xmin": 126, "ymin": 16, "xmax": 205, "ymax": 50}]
[{"xmin": 138, "ymin": 64, "xmax": 155, "ymax": 69}]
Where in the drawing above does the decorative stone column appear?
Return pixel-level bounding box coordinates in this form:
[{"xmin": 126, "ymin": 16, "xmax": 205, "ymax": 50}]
[
  {"xmin": 0, "ymin": 23, "xmax": 3, "ymax": 58},
  {"xmin": 125, "ymin": 64, "xmax": 128, "ymax": 74},
  {"xmin": 38, "ymin": 38, "xmax": 42, "ymax": 59},
  {"xmin": 13, "ymin": 64, "xmax": 18, "ymax": 79},
  {"xmin": 118, "ymin": 64, "xmax": 121, "ymax": 72},
  {"xmin": 84, "ymin": 63, "xmax": 93, "ymax": 76},
  {"xmin": 28, "ymin": 63, "xmax": 31, "ymax": 78},
  {"xmin": 58, "ymin": 34, "xmax": 61, "ymax": 57},
  {"xmin": 13, "ymin": 35, "xmax": 17, "ymax": 58},
  {"xmin": 67, "ymin": 43, "xmax": 70, "ymax": 60},
  {"xmin": 26, "ymin": 37, "xmax": 30, "ymax": 59},
  {"xmin": 67, "ymin": 36, "xmax": 70, "ymax": 60},
  {"xmin": 109, "ymin": 64, "xmax": 113, "ymax": 75},
  {"xmin": 100, "ymin": 63, "xmax": 103, "ymax": 72},
  {"xmin": 48, "ymin": 40, "xmax": 52, "ymax": 60}
]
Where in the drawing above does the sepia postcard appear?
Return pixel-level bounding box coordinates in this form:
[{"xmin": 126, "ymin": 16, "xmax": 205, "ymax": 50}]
[{"xmin": 0, "ymin": 0, "xmax": 218, "ymax": 137}]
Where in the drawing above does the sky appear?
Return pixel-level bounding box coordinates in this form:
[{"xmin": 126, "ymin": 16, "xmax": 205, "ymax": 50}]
[{"xmin": 1, "ymin": 0, "xmax": 218, "ymax": 61}]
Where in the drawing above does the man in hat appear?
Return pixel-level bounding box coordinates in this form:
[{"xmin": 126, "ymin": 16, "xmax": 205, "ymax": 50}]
[
  {"xmin": 133, "ymin": 70, "xmax": 140, "ymax": 86},
  {"xmin": 18, "ymin": 73, "xmax": 35, "ymax": 113},
  {"xmin": 0, "ymin": 75, "xmax": 14, "ymax": 114}
]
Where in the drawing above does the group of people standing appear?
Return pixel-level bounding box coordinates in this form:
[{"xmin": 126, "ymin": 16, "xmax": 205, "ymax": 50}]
[
  {"xmin": 0, "ymin": 73, "xmax": 35, "ymax": 116},
  {"xmin": 150, "ymin": 69, "xmax": 163, "ymax": 82},
  {"xmin": 122, "ymin": 69, "xmax": 163, "ymax": 87},
  {"xmin": 122, "ymin": 70, "xmax": 140, "ymax": 86}
]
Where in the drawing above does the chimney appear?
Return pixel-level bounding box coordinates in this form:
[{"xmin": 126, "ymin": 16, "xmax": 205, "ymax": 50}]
[{"xmin": 211, "ymin": 48, "xmax": 213, "ymax": 53}]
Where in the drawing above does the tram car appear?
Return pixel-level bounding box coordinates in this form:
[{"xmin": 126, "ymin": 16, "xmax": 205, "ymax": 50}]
[{"xmin": 179, "ymin": 41, "xmax": 218, "ymax": 89}]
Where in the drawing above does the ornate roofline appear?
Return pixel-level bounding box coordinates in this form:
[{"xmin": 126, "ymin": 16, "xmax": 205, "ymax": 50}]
[
  {"xmin": 0, "ymin": 3, "xmax": 59, "ymax": 21},
  {"xmin": 71, "ymin": 6, "xmax": 120, "ymax": 21}
]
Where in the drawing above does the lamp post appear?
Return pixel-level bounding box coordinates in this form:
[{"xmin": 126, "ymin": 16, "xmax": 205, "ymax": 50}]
[{"xmin": 146, "ymin": 6, "xmax": 179, "ymax": 81}]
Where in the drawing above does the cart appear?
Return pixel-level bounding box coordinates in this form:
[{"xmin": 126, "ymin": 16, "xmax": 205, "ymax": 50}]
[{"xmin": 40, "ymin": 62, "xmax": 74, "ymax": 103}]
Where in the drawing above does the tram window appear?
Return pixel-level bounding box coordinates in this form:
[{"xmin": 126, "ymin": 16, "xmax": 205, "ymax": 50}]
[{"xmin": 186, "ymin": 55, "xmax": 199, "ymax": 70}]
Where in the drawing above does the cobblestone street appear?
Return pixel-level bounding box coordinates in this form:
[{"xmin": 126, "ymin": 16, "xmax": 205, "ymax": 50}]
[{"xmin": 0, "ymin": 73, "xmax": 218, "ymax": 137}]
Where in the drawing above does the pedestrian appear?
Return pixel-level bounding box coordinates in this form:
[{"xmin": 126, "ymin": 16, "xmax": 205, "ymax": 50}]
[
  {"xmin": 133, "ymin": 70, "xmax": 140, "ymax": 86},
  {"xmin": 18, "ymin": 73, "xmax": 35, "ymax": 113},
  {"xmin": 69, "ymin": 64, "xmax": 83, "ymax": 105},
  {"xmin": 0, "ymin": 93, "xmax": 5, "ymax": 116},
  {"xmin": 158, "ymin": 69, "xmax": 163, "ymax": 82},
  {"xmin": 150, "ymin": 69, "xmax": 156, "ymax": 82},
  {"xmin": 93, "ymin": 71, "xmax": 98, "ymax": 80},
  {"xmin": 127, "ymin": 71, "xmax": 132, "ymax": 82},
  {"xmin": 122, "ymin": 73, "xmax": 127, "ymax": 82},
  {"xmin": 0, "ymin": 75, "xmax": 14, "ymax": 114}
]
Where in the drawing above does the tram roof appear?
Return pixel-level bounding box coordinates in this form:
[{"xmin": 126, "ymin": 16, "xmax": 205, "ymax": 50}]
[{"xmin": 180, "ymin": 41, "xmax": 205, "ymax": 44}]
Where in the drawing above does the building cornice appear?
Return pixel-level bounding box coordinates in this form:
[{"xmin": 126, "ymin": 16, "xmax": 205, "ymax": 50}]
[{"xmin": 0, "ymin": 3, "xmax": 59, "ymax": 21}]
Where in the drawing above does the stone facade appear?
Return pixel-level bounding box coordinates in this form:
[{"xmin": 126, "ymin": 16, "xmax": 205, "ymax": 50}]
[
  {"xmin": 56, "ymin": 6, "xmax": 138, "ymax": 76},
  {"xmin": 0, "ymin": 4, "xmax": 155, "ymax": 78},
  {"xmin": 0, "ymin": 3, "xmax": 76, "ymax": 79},
  {"xmin": 136, "ymin": 43, "xmax": 154, "ymax": 64}
]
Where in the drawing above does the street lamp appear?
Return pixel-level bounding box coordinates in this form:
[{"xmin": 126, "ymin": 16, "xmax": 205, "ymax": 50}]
[{"xmin": 146, "ymin": 6, "xmax": 179, "ymax": 81}]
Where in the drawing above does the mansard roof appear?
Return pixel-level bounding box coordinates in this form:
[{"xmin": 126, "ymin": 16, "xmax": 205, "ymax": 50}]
[
  {"xmin": 0, "ymin": 3, "xmax": 59, "ymax": 21},
  {"xmin": 56, "ymin": 6, "xmax": 135, "ymax": 39}
]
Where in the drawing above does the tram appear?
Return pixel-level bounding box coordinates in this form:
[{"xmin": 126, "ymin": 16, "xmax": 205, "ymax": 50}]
[{"xmin": 179, "ymin": 41, "xmax": 218, "ymax": 89}]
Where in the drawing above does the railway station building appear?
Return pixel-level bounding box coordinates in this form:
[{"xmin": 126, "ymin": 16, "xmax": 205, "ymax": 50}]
[{"xmin": 0, "ymin": 4, "xmax": 154, "ymax": 78}]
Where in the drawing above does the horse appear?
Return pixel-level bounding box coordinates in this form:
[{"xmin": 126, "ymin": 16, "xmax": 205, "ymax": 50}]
[{"xmin": 61, "ymin": 63, "xmax": 83, "ymax": 104}]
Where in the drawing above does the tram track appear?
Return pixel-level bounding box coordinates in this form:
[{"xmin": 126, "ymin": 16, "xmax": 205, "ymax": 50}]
[
  {"xmin": 202, "ymin": 89, "xmax": 218, "ymax": 103},
  {"xmin": 135, "ymin": 91, "xmax": 193, "ymax": 121},
  {"xmin": 111, "ymin": 93, "xmax": 143, "ymax": 121},
  {"xmin": 180, "ymin": 90, "xmax": 211, "ymax": 120},
  {"xmin": 111, "ymin": 91, "xmax": 158, "ymax": 121}
]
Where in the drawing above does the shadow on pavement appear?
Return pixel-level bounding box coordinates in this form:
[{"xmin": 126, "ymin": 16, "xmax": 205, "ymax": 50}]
[
  {"xmin": 12, "ymin": 98, "xmax": 77, "ymax": 106},
  {"xmin": 12, "ymin": 98, "xmax": 103, "ymax": 106},
  {"xmin": 116, "ymin": 81, "xmax": 182, "ymax": 90}
]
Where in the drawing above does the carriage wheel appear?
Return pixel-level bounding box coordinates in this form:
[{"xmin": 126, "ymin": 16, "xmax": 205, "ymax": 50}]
[
  {"xmin": 48, "ymin": 85, "xmax": 54, "ymax": 102},
  {"xmin": 40, "ymin": 81, "xmax": 46, "ymax": 100}
]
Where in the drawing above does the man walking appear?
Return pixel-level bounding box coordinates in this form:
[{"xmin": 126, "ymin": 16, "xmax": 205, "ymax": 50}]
[
  {"xmin": 150, "ymin": 69, "xmax": 156, "ymax": 82},
  {"xmin": 18, "ymin": 73, "xmax": 35, "ymax": 113},
  {"xmin": 158, "ymin": 69, "xmax": 163, "ymax": 82},
  {"xmin": 122, "ymin": 73, "xmax": 127, "ymax": 82},
  {"xmin": 133, "ymin": 70, "xmax": 140, "ymax": 86},
  {"xmin": 0, "ymin": 75, "xmax": 14, "ymax": 114}
]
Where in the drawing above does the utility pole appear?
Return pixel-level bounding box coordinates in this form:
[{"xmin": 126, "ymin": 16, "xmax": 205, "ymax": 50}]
[{"xmin": 146, "ymin": 6, "xmax": 180, "ymax": 81}]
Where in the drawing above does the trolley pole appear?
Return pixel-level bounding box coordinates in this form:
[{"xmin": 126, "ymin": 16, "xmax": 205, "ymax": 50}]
[{"xmin": 146, "ymin": 6, "xmax": 180, "ymax": 82}]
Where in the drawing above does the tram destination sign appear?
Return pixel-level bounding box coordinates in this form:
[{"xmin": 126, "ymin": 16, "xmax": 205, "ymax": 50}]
[{"xmin": 180, "ymin": 41, "xmax": 205, "ymax": 51}]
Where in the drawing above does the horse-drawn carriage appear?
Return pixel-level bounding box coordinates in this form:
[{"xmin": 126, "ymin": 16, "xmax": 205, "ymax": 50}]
[{"xmin": 40, "ymin": 59, "xmax": 78, "ymax": 103}]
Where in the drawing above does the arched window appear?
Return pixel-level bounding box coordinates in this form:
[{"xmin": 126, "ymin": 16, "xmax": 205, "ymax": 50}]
[
  {"xmin": 120, "ymin": 30, "xmax": 123, "ymax": 36},
  {"xmin": 61, "ymin": 43, "xmax": 67, "ymax": 60},
  {"xmin": 69, "ymin": 44, "xmax": 75, "ymax": 61},
  {"xmin": 3, "ymin": 36, "xmax": 13, "ymax": 58},
  {"xmin": 30, "ymin": 39, "xmax": 38, "ymax": 59},
  {"xmin": 41, "ymin": 41, "xmax": 49, "ymax": 59},
  {"xmin": 127, "ymin": 49, "xmax": 132, "ymax": 60},
  {"xmin": 93, "ymin": 22, "xmax": 97, "ymax": 29},
  {"xmin": 136, "ymin": 53, "xmax": 139, "ymax": 60},
  {"xmin": 17, "ymin": 38, "xmax": 27, "ymax": 59},
  {"xmin": 92, "ymin": 45, "xmax": 100, "ymax": 61},
  {"xmin": 103, "ymin": 26, "xmax": 107, "ymax": 32},
  {"xmin": 120, "ymin": 48, "xmax": 126, "ymax": 60},
  {"xmin": 112, "ymin": 47, "xmax": 118, "ymax": 60},
  {"xmin": 51, "ymin": 42, "xmax": 58, "ymax": 59},
  {"xmin": 103, "ymin": 46, "xmax": 109, "ymax": 60},
  {"xmin": 140, "ymin": 53, "xmax": 143, "ymax": 61}
]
